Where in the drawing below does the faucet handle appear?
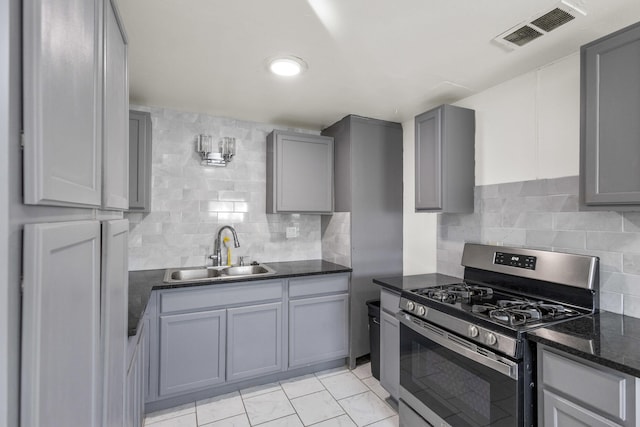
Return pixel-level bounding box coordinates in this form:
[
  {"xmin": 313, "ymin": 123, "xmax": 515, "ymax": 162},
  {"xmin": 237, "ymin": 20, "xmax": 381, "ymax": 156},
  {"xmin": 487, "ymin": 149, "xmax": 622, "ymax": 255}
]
[{"xmin": 238, "ymin": 256, "xmax": 246, "ymax": 266}]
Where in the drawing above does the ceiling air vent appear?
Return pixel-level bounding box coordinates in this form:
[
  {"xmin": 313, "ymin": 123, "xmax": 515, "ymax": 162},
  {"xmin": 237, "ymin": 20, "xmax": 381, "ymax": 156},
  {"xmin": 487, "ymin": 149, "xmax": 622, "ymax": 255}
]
[
  {"xmin": 503, "ymin": 25, "xmax": 543, "ymax": 47},
  {"xmin": 494, "ymin": 1, "xmax": 586, "ymax": 50}
]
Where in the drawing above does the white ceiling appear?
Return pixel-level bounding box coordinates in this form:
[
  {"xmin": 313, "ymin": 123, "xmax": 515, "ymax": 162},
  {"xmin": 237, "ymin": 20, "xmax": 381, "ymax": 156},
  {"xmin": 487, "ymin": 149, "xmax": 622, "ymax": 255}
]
[{"xmin": 118, "ymin": 0, "xmax": 640, "ymax": 130}]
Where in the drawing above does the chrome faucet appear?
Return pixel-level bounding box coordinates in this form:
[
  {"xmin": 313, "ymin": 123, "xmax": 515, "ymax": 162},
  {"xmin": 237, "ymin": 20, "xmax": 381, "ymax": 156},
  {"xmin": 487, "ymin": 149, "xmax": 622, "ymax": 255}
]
[{"xmin": 210, "ymin": 225, "xmax": 240, "ymax": 266}]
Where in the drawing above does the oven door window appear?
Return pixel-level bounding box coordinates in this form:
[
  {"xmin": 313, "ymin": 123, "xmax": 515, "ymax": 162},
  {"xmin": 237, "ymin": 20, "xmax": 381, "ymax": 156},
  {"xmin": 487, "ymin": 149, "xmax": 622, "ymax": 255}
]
[{"xmin": 400, "ymin": 323, "xmax": 518, "ymax": 427}]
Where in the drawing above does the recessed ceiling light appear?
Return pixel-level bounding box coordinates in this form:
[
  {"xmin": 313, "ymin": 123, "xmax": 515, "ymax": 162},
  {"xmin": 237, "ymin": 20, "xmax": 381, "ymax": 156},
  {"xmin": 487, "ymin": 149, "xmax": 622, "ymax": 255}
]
[{"xmin": 268, "ymin": 56, "xmax": 307, "ymax": 77}]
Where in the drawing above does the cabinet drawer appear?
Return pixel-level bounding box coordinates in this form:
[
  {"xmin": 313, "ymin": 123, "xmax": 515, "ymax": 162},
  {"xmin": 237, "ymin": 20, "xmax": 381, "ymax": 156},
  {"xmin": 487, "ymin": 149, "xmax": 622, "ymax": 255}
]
[
  {"xmin": 541, "ymin": 348, "xmax": 632, "ymax": 422},
  {"xmin": 159, "ymin": 280, "xmax": 283, "ymax": 313},
  {"xmin": 289, "ymin": 274, "xmax": 349, "ymax": 298},
  {"xmin": 380, "ymin": 289, "xmax": 400, "ymax": 314}
]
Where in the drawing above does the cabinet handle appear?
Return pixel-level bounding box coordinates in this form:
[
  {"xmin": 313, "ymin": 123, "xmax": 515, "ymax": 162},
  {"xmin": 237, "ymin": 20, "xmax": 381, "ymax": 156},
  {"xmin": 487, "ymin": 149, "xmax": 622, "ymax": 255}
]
[{"xmin": 373, "ymin": 318, "xmax": 381, "ymax": 325}]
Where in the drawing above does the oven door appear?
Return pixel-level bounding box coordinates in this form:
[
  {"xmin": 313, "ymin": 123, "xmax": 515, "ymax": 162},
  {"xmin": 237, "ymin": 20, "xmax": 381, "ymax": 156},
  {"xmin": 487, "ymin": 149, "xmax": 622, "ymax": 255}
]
[{"xmin": 398, "ymin": 313, "xmax": 523, "ymax": 427}]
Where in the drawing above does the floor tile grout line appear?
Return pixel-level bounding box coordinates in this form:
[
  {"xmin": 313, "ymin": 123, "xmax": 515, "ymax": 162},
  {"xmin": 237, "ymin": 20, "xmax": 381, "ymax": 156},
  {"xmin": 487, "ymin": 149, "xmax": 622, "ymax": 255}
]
[
  {"xmin": 336, "ymin": 390, "xmax": 397, "ymax": 427},
  {"xmin": 334, "ymin": 391, "xmax": 366, "ymax": 427},
  {"xmin": 144, "ymin": 404, "xmax": 196, "ymax": 426}
]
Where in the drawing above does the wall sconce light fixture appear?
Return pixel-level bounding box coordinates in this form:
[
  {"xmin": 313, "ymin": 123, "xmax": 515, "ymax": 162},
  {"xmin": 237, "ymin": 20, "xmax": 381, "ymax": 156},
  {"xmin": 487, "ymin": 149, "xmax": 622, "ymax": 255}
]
[{"xmin": 196, "ymin": 135, "xmax": 236, "ymax": 167}]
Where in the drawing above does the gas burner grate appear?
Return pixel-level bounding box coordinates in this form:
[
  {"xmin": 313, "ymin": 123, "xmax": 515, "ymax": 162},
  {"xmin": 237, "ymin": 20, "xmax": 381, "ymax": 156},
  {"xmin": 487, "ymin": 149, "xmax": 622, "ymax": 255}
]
[
  {"xmin": 419, "ymin": 283, "xmax": 494, "ymax": 304},
  {"xmin": 472, "ymin": 300, "xmax": 581, "ymax": 326}
]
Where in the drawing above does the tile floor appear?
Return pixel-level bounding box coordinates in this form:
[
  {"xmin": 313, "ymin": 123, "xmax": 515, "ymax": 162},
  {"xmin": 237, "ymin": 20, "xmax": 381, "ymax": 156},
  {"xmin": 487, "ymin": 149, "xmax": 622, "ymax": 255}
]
[{"xmin": 143, "ymin": 362, "xmax": 398, "ymax": 427}]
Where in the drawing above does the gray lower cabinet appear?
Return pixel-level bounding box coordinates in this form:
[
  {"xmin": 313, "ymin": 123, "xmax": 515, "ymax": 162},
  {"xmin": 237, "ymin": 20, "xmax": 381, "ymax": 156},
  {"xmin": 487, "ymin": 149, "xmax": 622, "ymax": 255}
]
[
  {"xmin": 126, "ymin": 320, "xmax": 146, "ymax": 427},
  {"xmin": 538, "ymin": 345, "xmax": 638, "ymax": 427},
  {"xmin": 380, "ymin": 311, "xmax": 399, "ymax": 400},
  {"xmin": 542, "ymin": 390, "xmax": 622, "ymax": 427},
  {"xmin": 414, "ymin": 104, "xmax": 475, "ymax": 213},
  {"xmin": 227, "ymin": 302, "xmax": 283, "ymax": 381},
  {"xmin": 379, "ymin": 289, "xmax": 400, "ymax": 400},
  {"xmin": 267, "ymin": 130, "xmax": 334, "ymax": 214},
  {"xmin": 159, "ymin": 309, "xmax": 226, "ymax": 396},
  {"xmin": 289, "ymin": 294, "xmax": 349, "ymax": 367},
  {"xmin": 129, "ymin": 110, "xmax": 152, "ymax": 212},
  {"xmin": 581, "ymin": 21, "xmax": 640, "ymax": 209},
  {"xmin": 146, "ymin": 275, "xmax": 349, "ymax": 408}
]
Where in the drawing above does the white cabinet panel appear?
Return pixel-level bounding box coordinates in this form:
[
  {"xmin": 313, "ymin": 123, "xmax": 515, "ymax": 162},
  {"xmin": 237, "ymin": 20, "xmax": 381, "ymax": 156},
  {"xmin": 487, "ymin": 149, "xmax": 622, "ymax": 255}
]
[
  {"xmin": 23, "ymin": 0, "xmax": 102, "ymax": 207},
  {"xmin": 102, "ymin": 0, "xmax": 129, "ymax": 209},
  {"xmin": 21, "ymin": 221, "xmax": 101, "ymax": 427},
  {"xmin": 101, "ymin": 219, "xmax": 129, "ymax": 426}
]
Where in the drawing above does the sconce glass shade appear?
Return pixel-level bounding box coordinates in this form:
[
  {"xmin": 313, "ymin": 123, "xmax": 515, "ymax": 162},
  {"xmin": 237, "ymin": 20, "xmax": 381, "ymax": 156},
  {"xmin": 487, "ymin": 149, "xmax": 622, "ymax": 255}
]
[{"xmin": 197, "ymin": 135, "xmax": 236, "ymax": 166}]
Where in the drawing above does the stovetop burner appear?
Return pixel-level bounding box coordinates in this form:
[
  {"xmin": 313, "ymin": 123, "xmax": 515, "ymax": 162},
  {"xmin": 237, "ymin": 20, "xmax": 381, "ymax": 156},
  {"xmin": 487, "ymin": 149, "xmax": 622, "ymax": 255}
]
[
  {"xmin": 408, "ymin": 282, "xmax": 584, "ymax": 328},
  {"xmin": 416, "ymin": 283, "xmax": 494, "ymax": 304},
  {"xmin": 471, "ymin": 299, "xmax": 581, "ymax": 326}
]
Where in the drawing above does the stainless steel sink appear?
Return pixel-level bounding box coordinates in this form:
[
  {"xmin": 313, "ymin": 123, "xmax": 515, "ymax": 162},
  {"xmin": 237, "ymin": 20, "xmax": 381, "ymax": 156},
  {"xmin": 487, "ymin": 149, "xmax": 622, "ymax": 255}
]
[
  {"xmin": 221, "ymin": 265, "xmax": 273, "ymax": 276},
  {"xmin": 164, "ymin": 264, "xmax": 276, "ymax": 284}
]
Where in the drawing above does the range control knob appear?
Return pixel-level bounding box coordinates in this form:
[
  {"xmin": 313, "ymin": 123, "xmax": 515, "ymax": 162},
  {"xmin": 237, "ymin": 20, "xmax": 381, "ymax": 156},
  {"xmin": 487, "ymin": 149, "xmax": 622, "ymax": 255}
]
[
  {"xmin": 417, "ymin": 306, "xmax": 426, "ymax": 316},
  {"xmin": 468, "ymin": 325, "xmax": 479, "ymax": 338},
  {"xmin": 486, "ymin": 333, "xmax": 498, "ymax": 346},
  {"xmin": 406, "ymin": 301, "xmax": 415, "ymax": 311}
]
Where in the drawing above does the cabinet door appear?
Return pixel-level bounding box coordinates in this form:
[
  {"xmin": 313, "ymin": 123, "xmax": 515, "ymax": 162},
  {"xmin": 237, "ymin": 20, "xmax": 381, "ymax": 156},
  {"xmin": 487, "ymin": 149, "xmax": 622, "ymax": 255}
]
[
  {"xmin": 102, "ymin": 0, "xmax": 129, "ymax": 209},
  {"xmin": 101, "ymin": 219, "xmax": 129, "ymax": 427},
  {"xmin": 268, "ymin": 130, "xmax": 334, "ymax": 213},
  {"xmin": 289, "ymin": 294, "xmax": 349, "ymax": 367},
  {"xmin": 22, "ymin": 221, "xmax": 101, "ymax": 427},
  {"xmin": 582, "ymin": 23, "xmax": 640, "ymax": 206},
  {"xmin": 159, "ymin": 310, "xmax": 226, "ymax": 396},
  {"xmin": 415, "ymin": 107, "xmax": 442, "ymax": 210},
  {"xmin": 227, "ymin": 302, "xmax": 283, "ymax": 382},
  {"xmin": 379, "ymin": 310, "xmax": 399, "ymax": 400},
  {"xmin": 128, "ymin": 110, "xmax": 152, "ymax": 211},
  {"xmin": 543, "ymin": 390, "xmax": 622, "ymax": 427},
  {"xmin": 23, "ymin": 0, "xmax": 102, "ymax": 207},
  {"xmin": 126, "ymin": 321, "xmax": 145, "ymax": 427}
]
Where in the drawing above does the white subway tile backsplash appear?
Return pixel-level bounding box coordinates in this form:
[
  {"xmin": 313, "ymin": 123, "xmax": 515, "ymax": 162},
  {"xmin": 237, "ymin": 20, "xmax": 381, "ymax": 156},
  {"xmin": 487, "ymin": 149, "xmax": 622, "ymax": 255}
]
[
  {"xmin": 437, "ymin": 176, "xmax": 640, "ymax": 318},
  {"xmin": 126, "ymin": 106, "xmax": 323, "ymax": 270}
]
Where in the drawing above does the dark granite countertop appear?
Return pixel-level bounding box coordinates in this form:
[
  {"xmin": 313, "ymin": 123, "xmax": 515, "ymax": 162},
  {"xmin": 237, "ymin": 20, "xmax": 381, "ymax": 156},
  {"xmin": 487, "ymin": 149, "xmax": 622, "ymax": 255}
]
[
  {"xmin": 527, "ymin": 311, "xmax": 640, "ymax": 378},
  {"xmin": 372, "ymin": 273, "xmax": 462, "ymax": 293},
  {"xmin": 128, "ymin": 260, "xmax": 352, "ymax": 336}
]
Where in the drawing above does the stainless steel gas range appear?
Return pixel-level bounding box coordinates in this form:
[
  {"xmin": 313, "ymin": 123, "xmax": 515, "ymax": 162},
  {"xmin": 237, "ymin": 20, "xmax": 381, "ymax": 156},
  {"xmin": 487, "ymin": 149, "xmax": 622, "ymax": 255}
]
[{"xmin": 398, "ymin": 243, "xmax": 599, "ymax": 427}]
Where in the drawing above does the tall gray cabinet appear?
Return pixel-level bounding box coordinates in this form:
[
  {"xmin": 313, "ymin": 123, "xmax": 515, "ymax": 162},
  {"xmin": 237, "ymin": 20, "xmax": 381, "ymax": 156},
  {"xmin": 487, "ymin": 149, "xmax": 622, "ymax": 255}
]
[
  {"xmin": 322, "ymin": 115, "xmax": 403, "ymax": 366},
  {"xmin": 581, "ymin": 21, "xmax": 640, "ymax": 210},
  {"xmin": 21, "ymin": 0, "xmax": 131, "ymax": 425}
]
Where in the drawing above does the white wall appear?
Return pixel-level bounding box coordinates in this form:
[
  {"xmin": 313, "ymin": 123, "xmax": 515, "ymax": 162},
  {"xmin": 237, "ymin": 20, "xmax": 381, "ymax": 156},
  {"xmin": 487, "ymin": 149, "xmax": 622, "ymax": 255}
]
[
  {"xmin": 402, "ymin": 120, "xmax": 437, "ymax": 274},
  {"xmin": 455, "ymin": 53, "xmax": 581, "ymax": 185},
  {"xmin": 403, "ymin": 53, "xmax": 581, "ymax": 272}
]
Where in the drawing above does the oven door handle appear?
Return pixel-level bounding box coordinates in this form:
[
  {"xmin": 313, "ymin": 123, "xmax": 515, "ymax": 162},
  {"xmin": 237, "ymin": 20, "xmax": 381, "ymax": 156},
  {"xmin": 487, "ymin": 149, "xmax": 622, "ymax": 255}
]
[{"xmin": 397, "ymin": 313, "xmax": 519, "ymax": 380}]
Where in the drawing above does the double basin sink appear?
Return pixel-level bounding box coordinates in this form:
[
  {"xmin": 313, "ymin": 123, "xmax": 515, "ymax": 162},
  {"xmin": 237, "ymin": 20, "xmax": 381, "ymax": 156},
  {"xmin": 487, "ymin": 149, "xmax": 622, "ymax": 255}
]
[{"xmin": 164, "ymin": 264, "xmax": 276, "ymax": 284}]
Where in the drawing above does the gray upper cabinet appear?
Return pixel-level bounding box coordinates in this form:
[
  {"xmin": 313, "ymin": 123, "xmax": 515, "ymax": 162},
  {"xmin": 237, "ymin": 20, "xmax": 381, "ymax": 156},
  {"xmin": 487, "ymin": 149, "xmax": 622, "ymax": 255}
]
[
  {"xmin": 23, "ymin": 0, "xmax": 102, "ymax": 207},
  {"xmin": 227, "ymin": 302, "xmax": 283, "ymax": 382},
  {"xmin": 128, "ymin": 110, "xmax": 152, "ymax": 212},
  {"xmin": 102, "ymin": 0, "xmax": 129, "ymax": 210},
  {"xmin": 581, "ymin": 22, "xmax": 640, "ymax": 209},
  {"xmin": 22, "ymin": 221, "xmax": 101, "ymax": 427},
  {"xmin": 415, "ymin": 104, "xmax": 475, "ymax": 213},
  {"xmin": 267, "ymin": 130, "xmax": 334, "ymax": 214}
]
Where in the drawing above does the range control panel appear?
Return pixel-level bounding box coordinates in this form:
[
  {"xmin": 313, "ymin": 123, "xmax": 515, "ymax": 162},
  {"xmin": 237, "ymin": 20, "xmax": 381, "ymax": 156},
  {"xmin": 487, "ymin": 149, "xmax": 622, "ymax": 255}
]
[{"xmin": 494, "ymin": 252, "xmax": 537, "ymax": 270}]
